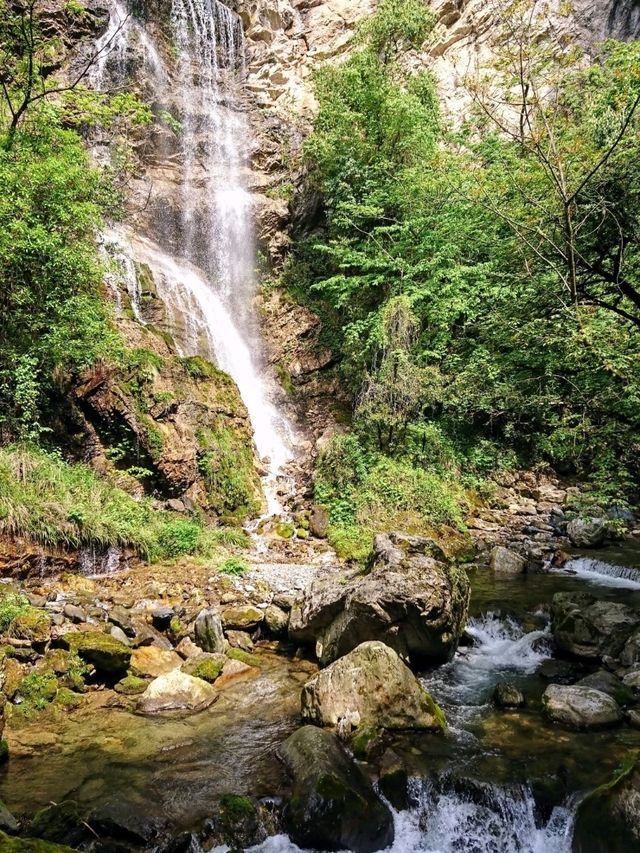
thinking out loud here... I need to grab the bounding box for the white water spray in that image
[556,557,640,589]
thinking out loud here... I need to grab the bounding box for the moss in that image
[198,425,260,518]
[179,355,225,381]
[62,631,132,676]
[351,725,379,759]
[275,521,295,539]
[7,608,51,643]
[296,527,310,540]
[29,800,84,844]
[14,671,59,717]
[219,793,256,822]
[0,592,30,633]
[0,831,75,851]
[38,649,90,692]
[114,674,148,695]
[227,648,261,668]
[0,740,9,764]
[53,688,83,710]
[276,362,296,396]
[420,686,447,732]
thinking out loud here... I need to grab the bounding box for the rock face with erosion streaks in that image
[301,641,446,735]
[289,533,470,666]
[278,725,394,853]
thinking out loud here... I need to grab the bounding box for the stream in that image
[2,552,639,851]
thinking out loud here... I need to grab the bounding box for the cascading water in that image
[95,0,295,516]
[556,556,640,588]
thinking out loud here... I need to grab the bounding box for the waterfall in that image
[95,0,295,516]
[558,556,640,589]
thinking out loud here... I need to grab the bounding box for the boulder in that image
[225,630,254,651]
[489,546,525,575]
[221,605,264,631]
[151,606,174,631]
[278,726,394,853]
[289,532,470,666]
[551,593,640,660]
[130,646,182,678]
[542,684,622,729]
[577,670,634,706]
[622,668,640,691]
[620,628,640,667]
[136,670,217,715]
[264,604,289,637]
[194,608,225,654]
[566,517,608,548]
[573,760,640,852]
[60,631,132,677]
[301,641,445,734]
[309,506,329,538]
[493,681,525,708]
[176,637,202,659]
[181,652,226,683]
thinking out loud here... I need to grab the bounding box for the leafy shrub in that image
[218,556,249,577]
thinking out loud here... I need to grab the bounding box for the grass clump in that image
[219,556,249,577]
[0,591,31,633]
[0,445,215,561]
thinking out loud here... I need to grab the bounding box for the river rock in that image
[301,641,445,734]
[264,603,289,636]
[278,726,394,853]
[289,532,470,666]
[620,628,640,667]
[181,652,226,682]
[130,646,182,678]
[493,681,525,708]
[566,517,608,547]
[577,670,634,706]
[489,546,525,575]
[136,670,217,714]
[551,593,640,660]
[221,605,264,631]
[194,608,225,654]
[542,684,622,729]
[8,609,52,644]
[60,631,132,677]
[622,668,640,691]
[309,505,329,538]
[225,630,254,651]
[573,760,640,852]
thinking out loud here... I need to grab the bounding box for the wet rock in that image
[181,652,226,682]
[573,760,640,852]
[212,794,266,850]
[620,628,640,667]
[264,604,289,637]
[551,592,640,660]
[309,506,329,538]
[290,532,470,666]
[378,749,412,811]
[60,631,132,678]
[221,605,264,631]
[622,668,640,691]
[566,517,608,548]
[577,670,634,706]
[194,608,225,654]
[130,646,182,678]
[537,659,581,683]
[489,546,525,575]
[225,630,254,651]
[279,726,394,853]
[301,641,445,735]
[493,681,525,708]
[136,670,217,715]
[0,831,76,850]
[542,684,622,729]
[110,625,131,646]
[29,800,87,846]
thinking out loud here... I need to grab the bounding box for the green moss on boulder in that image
[61,631,131,677]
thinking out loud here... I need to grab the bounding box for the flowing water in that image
[95,0,295,515]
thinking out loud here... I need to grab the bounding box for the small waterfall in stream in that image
[95,0,295,516]
[558,556,640,588]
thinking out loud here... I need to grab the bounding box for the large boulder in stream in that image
[550,592,640,660]
[289,532,470,666]
[60,631,132,678]
[566,517,608,548]
[301,641,445,735]
[136,670,217,714]
[573,760,640,852]
[278,726,394,853]
[542,684,622,729]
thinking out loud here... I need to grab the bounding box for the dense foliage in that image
[284,0,640,547]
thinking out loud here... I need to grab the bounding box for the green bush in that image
[218,556,249,577]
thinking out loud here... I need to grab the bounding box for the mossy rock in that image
[37,649,90,693]
[61,631,132,678]
[53,688,83,710]
[2,658,24,699]
[15,672,59,710]
[181,653,226,683]
[573,758,640,852]
[226,648,261,668]
[215,794,261,849]
[296,528,309,540]
[221,606,264,631]
[29,799,86,846]
[7,609,52,644]
[0,831,75,851]
[275,522,295,539]
[114,675,148,695]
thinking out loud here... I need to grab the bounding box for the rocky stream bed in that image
[0,503,640,852]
